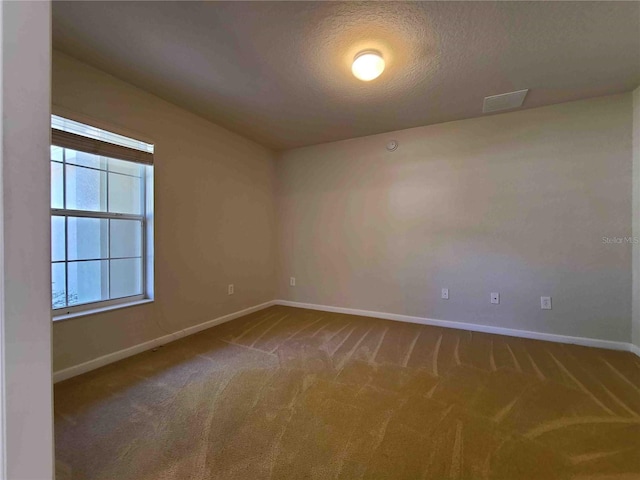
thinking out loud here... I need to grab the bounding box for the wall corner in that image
[632,86,640,349]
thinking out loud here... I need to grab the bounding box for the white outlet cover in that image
[541,296,552,310]
[441,288,449,300]
[228,284,234,295]
[491,292,500,304]
[290,277,296,287]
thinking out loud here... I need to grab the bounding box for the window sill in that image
[52,298,154,322]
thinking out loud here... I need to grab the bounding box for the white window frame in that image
[51,112,154,320]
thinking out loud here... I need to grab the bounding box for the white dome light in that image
[352,50,385,81]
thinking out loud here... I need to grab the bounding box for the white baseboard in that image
[275,299,638,354]
[53,298,640,383]
[53,300,275,383]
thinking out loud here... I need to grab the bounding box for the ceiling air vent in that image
[482,89,529,114]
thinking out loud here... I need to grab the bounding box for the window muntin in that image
[51,125,152,313]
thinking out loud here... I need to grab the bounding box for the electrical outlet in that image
[228,284,234,295]
[441,288,449,300]
[491,292,500,304]
[541,296,552,310]
[290,277,296,287]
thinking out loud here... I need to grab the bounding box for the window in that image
[51,115,154,316]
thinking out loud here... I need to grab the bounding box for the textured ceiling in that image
[53,1,640,150]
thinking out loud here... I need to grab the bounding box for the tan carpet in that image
[55,305,640,479]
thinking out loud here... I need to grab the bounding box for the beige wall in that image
[277,94,633,342]
[52,51,278,371]
[2,2,54,477]
[633,86,640,349]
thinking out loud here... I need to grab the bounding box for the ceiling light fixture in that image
[352,50,385,81]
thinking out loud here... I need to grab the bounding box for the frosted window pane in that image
[51,162,64,209]
[110,258,142,299]
[52,263,66,309]
[52,216,66,262]
[108,158,142,177]
[109,173,141,214]
[68,260,109,306]
[65,149,106,170]
[67,217,108,261]
[110,219,141,258]
[51,145,63,162]
[66,165,107,212]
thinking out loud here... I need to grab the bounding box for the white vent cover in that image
[482,89,529,114]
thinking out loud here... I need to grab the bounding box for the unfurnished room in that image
[1,1,639,479]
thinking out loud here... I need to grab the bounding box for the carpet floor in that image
[55,305,640,479]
